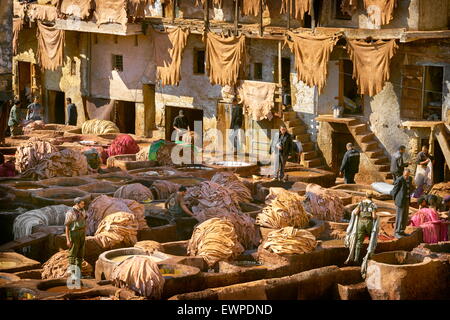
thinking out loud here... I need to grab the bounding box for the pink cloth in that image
[410,208,448,243]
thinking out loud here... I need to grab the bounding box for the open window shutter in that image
[400,65,424,120]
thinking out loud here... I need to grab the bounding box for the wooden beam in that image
[310,0,315,30]
[278,40,282,115]
[259,0,263,37]
[204,0,210,30]
[234,0,239,36]
[287,0,290,30]
[171,0,177,22]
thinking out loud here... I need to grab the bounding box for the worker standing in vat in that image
[390,145,410,182]
[390,168,414,239]
[229,97,243,154]
[173,110,190,142]
[339,142,360,184]
[65,198,86,275]
[65,98,78,126]
[165,186,195,219]
[25,96,42,122]
[270,125,293,181]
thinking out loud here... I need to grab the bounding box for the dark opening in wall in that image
[193,48,205,74]
[334,0,352,20]
[112,54,123,72]
[253,63,263,80]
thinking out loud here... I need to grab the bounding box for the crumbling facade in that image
[12,0,450,182]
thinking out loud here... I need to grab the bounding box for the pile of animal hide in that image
[23,120,46,132]
[91,212,138,249]
[41,250,94,280]
[210,172,252,203]
[136,146,150,161]
[139,141,177,166]
[429,182,450,198]
[187,217,244,267]
[150,180,181,200]
[114,183,153,202]
[193,207,260,249]
[134,240,163,253]
[184,181,241,216]
[111,255,165,299]
[304,184,344,222]
[262,227,317,255]
[20,149,89,180]
[15,137,58,173]
[13,204,70,240]
[86,195,147,235]
[256,188,310,229]
[81,119,120,135]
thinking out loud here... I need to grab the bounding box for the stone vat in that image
[32,187,90,206]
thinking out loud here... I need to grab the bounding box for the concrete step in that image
[301,142,315,152]
[356,132,375,143]
[303,157,322,168]
[285,118,302,128]
[365,148,385,159]
[282,111,297,121]
[301,151,317,161]
[289,126,307,136]
[349,123,367,134]
[361,141,378,152]
[296,134,311,143]
[373,156,390,165]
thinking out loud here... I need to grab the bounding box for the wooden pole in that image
[278,41,282,115]
[310,0,315,30]
[287,0,290,29]
[171,0,177,22]
[204,0,210,30]
[234,0,239,36]
[259,0,263,37]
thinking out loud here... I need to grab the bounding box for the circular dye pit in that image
[32,187,90,206]
[41,177,94,187]
[163,177,203,186]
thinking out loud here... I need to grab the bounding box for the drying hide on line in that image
[262,227,317,255]
[93,0,127,26]
[58,0,93,19]
[85,97,115,121]
[149,26,189,87]
[364,0,397,26]
[205,32,246,87]
[127,0,149,21]
[187,217,244,267]
[111,256,165,299]
[346,39,398,96]
[286,32,338,93]
[13,18,23,55]
[237,80,276,121]
[28,4,58,22]
[281,0,311,20]
[36,22,65,71]
[86,195,147,235]
[241,0,261,16]
[194,0,223,7]
[41,250,93,280]
[257,187,310,229]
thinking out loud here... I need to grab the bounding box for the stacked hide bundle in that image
[41,250,93,279]
[114,183,153,202]
[194,207,260,249]
[15,137,58,173]
[13,204,70,240]
[105,134,140,158]
[187,218,244,267]
[210,172,252,203]
[256,188,310,229]
[81,119,120,134]
[304,183,344,222]
[281,0,311,20]
[92,212,138,249]
[111,256,165,299]
[136,145,150,161]
[20,149,89,180]
[134,240,163,253]
[23,120,46,132]
[429,182,450,198]
[184,181,241,216]
[262,227,317,255]
[86,195,147,235]
[150,180,180,200]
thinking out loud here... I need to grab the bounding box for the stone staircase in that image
[345,118,392,181]
[282,111,325,169]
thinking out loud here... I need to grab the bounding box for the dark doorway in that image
[165,106,203,142]
[115,101,136,134]
[281,57,291,84]
[331,131,356,173]
[432,140,445,183]
[47,90,65,124]
[18,61,31,106]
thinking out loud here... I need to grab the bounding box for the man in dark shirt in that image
[390,145,410,181]
[26,96,42,121]
[66,98,78,126]
[173,110,189,141]
[339,142,360,184]
[270,125,293,181]
[229,97,243,153]
[390,168,414,238]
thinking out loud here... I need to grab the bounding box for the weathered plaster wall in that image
[0,0,13,101]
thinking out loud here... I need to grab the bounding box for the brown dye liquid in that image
[287,171,321,178]
[0,260,18,268]
[100,177,128,183]
[45,286,88,293]
[160,268,183,278]
[0,278,9,285]
[15,185,42,190]
[321,239,345,247]
[110,255,147,263]
[167,178,200,186]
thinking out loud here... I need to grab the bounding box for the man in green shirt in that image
[8,100,22,137]
[65,198,86,271]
